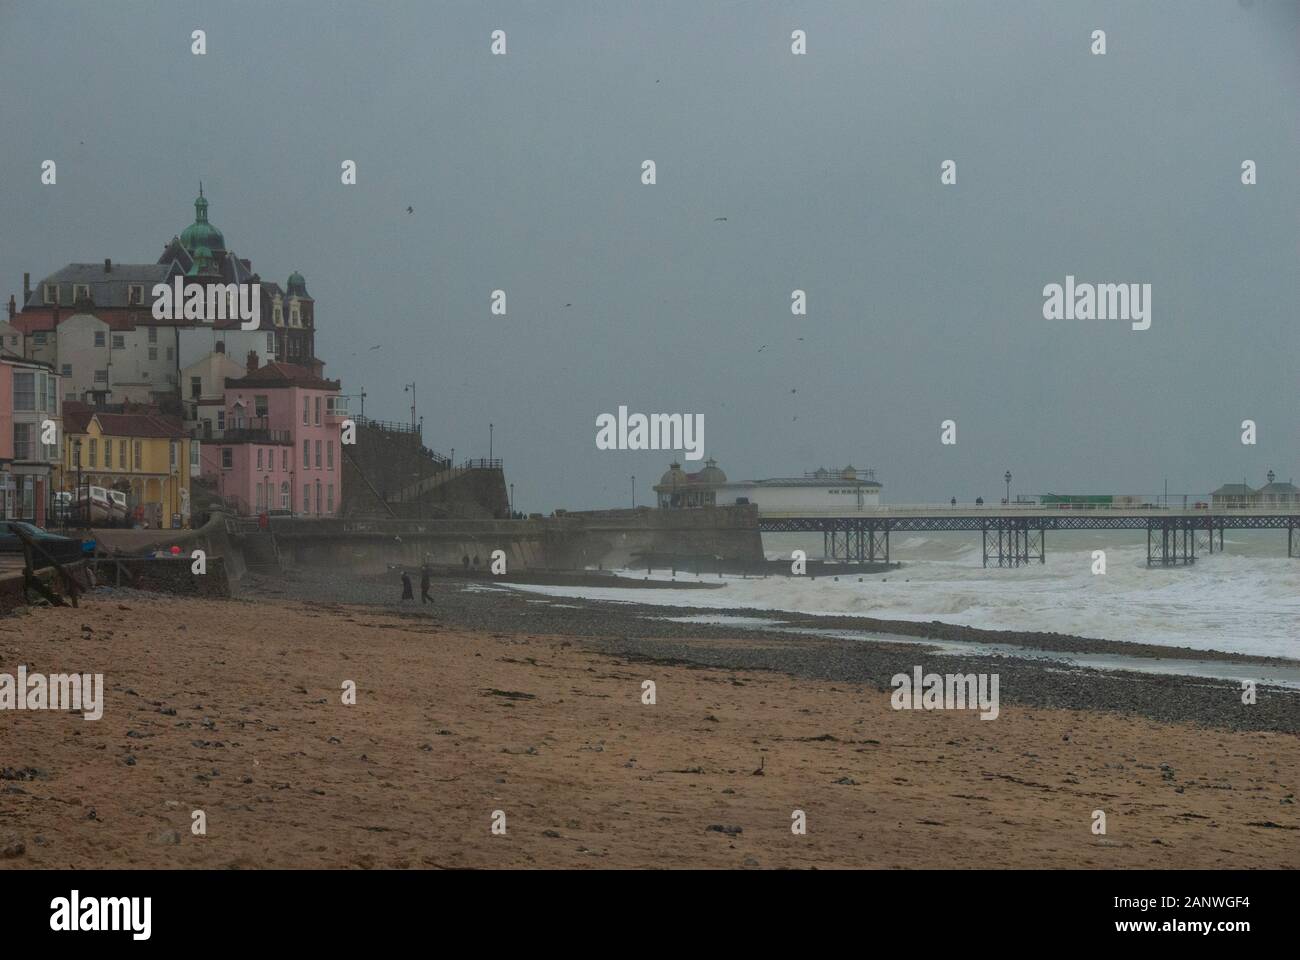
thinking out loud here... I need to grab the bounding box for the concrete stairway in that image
[241,531,281,575]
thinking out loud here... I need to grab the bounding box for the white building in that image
[180,347,245,439]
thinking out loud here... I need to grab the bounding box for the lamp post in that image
[404,382,416,432]
[73,439,83,527]
[510,482,515,517]
[1004,470,1012,505]
[489,423,493,462]
[631,475,636,509]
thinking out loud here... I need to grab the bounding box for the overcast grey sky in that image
[2,0,1296,511]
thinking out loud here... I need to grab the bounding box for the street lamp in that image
[404,382,416,432]
[631,475,636,509]
[73,439,83,526]
[510,482,515,517]
[1004,470,1012,505]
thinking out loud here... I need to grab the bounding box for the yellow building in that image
[61,403,194,528]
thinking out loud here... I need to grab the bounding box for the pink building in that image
[200,355,343,516]
[0,355,62,525]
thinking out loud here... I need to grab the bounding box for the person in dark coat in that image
[461,554,470,572]
[420,565,433,604]
[400,570,414,601]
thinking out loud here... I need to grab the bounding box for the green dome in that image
[186,245,219,277]
[180,186,226,255]
[286,270,309,297]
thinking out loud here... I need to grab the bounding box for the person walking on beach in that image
[461,553,470,572]
[472,553,480,572]
[420,565,433,605]
[400,570,414,601]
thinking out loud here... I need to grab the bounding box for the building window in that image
[190,441,200,470]
[148,327,157,344]
[104,439,112,467]
[256,448,263,470]
[13,372,35,410]
[303,439,310,468]
[302,396,309,425]
[221,448,233,469]
[45,375,56,414]
[112,334,125,349]
[190,376,202,400]
[255,395,268,418]
[73,284,90,301]
[134,441,142,470]
[13,423,32,460]
[314,396,321,425]
[303,483,310,514]
[315,481,321,513]
[266,332,274,354]
[327,440,334,471]
[32,332,47,347]
[128,284,144,305]
[290,302,301,326]
[217,409,226,430]
[146,347,157,360]
[88,438,97,468]
[61,363,72,377]
[94,331,106,347]
[95,369,108,384]
[166,346,174,361]
[327,484,334,514]
[281,449,287,472]
[170,441,178,472]
[43,284,58,304]
[281,482,290,510]
[120,442,127,469]
[315,439,321,468]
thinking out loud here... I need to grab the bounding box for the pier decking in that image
[756,505,1300,567]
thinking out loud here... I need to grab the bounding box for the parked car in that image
[0,521,83,564]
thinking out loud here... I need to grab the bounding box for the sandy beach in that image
[2,583,1297,869]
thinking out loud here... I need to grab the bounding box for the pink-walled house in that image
[0,355,62,525]
[199,354,343,516]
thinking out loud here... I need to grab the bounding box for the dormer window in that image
[128,284,144,305]
[289,299,301,327]
[43,284,59,304]
[272,296,284,326]
[73,284,91,302]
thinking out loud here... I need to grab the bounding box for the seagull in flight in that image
[406,206,414,214]
[714,217,727,222]
[369,345,381,350]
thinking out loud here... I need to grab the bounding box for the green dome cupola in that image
[286,270,309,297]
[179,183,226,255]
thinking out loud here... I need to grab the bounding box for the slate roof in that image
[23,262,180,311]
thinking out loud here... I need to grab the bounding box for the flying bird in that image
[406,206,414,214]
[757,344,767,352]
[369,345,381,350]
[713,217,727,222]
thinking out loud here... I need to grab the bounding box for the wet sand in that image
[2,591,1296,868]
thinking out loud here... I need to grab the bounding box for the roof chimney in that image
[22,273,30,303]
[103,258,112,273]
[246,350,259,373]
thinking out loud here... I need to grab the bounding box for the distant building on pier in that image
[655,460,881,512]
